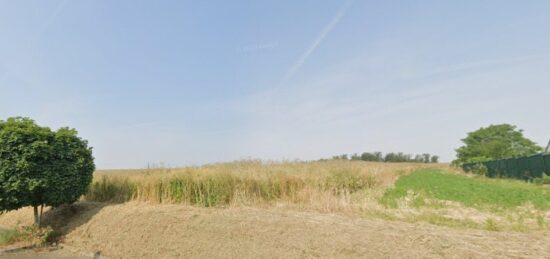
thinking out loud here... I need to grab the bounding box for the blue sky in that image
[1,1,550,169]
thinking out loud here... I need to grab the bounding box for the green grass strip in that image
[381,169,550,210]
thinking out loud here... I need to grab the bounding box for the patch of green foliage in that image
[533,173,550,185]
[362,210,481,230]
[0,225,54,247]
[86,176,137,203]
[0,117,95,226]
[454,124,542,164]
[381,169,550,211]
[0,227,19,245]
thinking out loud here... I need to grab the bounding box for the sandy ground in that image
[1,202,550,258]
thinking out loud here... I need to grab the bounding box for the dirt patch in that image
[1,202,549,258]
[11,202,544,258]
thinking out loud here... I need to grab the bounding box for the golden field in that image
[2,160,550,258]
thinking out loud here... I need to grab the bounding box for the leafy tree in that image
[331,151,440,163]
[360,152,378,162]
[414,154,423,163]
[454,124,542,164]
[332,154,348,160]
[430,155,439,163]
[422,153,431,163]
[373,152,383,161]
[0,117,95,226]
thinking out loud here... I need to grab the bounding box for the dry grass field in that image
[86,160,437,209]
[1,160,550,258]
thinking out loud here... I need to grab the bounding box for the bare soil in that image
[2,202,546,258]
[0,249,87,259]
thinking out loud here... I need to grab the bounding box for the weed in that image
[0,228,20,246]
[484,218,499,231]
[533,173,550,185]
[0,225,54,247]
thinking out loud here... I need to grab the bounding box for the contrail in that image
[280,0,354,86]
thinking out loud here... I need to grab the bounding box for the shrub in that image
[533,173,550,185]
[470,163,488,176]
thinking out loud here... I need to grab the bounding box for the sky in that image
[1,1,550,169]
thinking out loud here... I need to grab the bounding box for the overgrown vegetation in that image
[0,227,18,245]
[381,169,550,211]
[85,160,428,207]
[534,173,550,185]
[0,225,54,247]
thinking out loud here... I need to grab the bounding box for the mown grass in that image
[85,160,432,207]
[381,169,550,211]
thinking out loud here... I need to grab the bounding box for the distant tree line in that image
[330,152,439,163]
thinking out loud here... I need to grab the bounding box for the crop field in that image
[1,161,550,258]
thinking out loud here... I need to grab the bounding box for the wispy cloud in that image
[420,54,550,78]
[279,0,353,86]
[236,42,279,53]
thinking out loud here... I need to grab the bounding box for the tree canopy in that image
[331,151,439,163]
[0,117,95,225]
[454,124,542,164]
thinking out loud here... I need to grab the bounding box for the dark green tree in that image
[0,117,95,226]
[373,152,383,162]
[360,152,378,162]
[414,154,423,163]
[350,153,361,160]
[454,124,542,164]
[422,153,431,163]
[430,155,439,163]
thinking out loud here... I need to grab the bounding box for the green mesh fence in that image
[462,153,550,180]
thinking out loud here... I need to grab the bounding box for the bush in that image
[533,173,550,185]
[470,163,488,176]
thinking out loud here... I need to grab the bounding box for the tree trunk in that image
[32,205,44,227]
[33,205,39,226]
[40,205,44,226]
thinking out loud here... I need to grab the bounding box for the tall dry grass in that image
[85,160,441,208]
